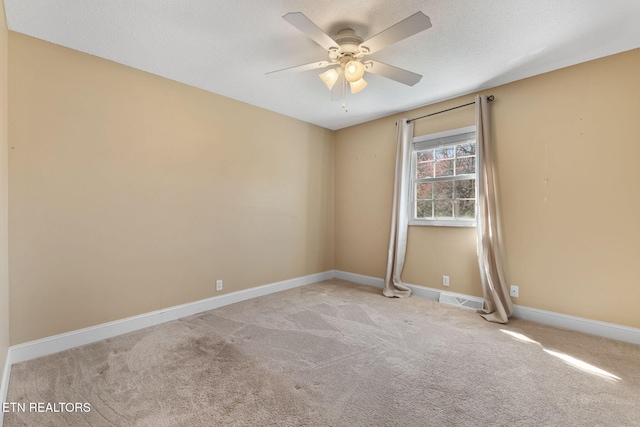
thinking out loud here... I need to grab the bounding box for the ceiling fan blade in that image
[266,61,331,77]
[365,60,422,86]
[283,12,339,51]
[360,12,432,54]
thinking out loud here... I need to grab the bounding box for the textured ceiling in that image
[5,0,640,130]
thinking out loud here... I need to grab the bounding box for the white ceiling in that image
[4,0,640,130]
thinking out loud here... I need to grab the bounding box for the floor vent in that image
[438,292,484,310]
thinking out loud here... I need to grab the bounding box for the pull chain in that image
[341,76,348,112]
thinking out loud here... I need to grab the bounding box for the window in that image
[409,126,477,227]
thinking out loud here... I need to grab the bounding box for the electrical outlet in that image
[510,285,519,298]
[442,276,450,287]
[216,280,223,291]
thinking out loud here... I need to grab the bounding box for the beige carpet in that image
[5,279,640,426]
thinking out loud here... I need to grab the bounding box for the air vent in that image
[438,291,484,310]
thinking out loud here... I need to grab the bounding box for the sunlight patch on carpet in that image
[500,329,621,382]
[543,349,621,381]
[500,329,540,345]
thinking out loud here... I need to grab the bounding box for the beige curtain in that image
[383,119,413,298]
[475,95,514,323]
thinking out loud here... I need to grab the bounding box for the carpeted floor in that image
[5,279,640,426]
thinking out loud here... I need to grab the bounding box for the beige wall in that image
[335,97,479,296]
[4,28,639,346]
[1,1,9,370]
[8,33,334,344]
[336,49,640,329]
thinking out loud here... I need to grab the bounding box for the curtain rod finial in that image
[487,95,495,102]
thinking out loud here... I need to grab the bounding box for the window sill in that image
[408,219,476,228]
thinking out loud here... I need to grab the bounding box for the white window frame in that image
[409,125,477,227]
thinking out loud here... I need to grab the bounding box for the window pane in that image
[435,147,454,159]
[456,143,476,157]
[434,200,453,218]
[433,181,453,199]
[416,150,434,162]
[456,157,475,175]
[434,159,454,177]
[416,183,433,200]
[416,200,433,218]
[411,131,477,225]
[455,200,475,219]
[417,161,434,178]
[454,179,475,199]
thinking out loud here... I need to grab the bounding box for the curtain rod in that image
[407,95,494,124]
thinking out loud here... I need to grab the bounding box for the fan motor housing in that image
[334,29,363,54]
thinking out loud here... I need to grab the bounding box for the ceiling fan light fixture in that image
[271,11,432,106]
[319,68,340,90]
[349,77,367,94]
[344,60,365,82]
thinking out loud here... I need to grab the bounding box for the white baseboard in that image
[333,270,384,288]
[333,270,441,301]
[7,269,639,370]
[334,270,640,345]
[9,271,334,365]
[1,349,11,426]
[512,305,640,345]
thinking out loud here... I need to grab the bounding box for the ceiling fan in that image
[266,11,432,96]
